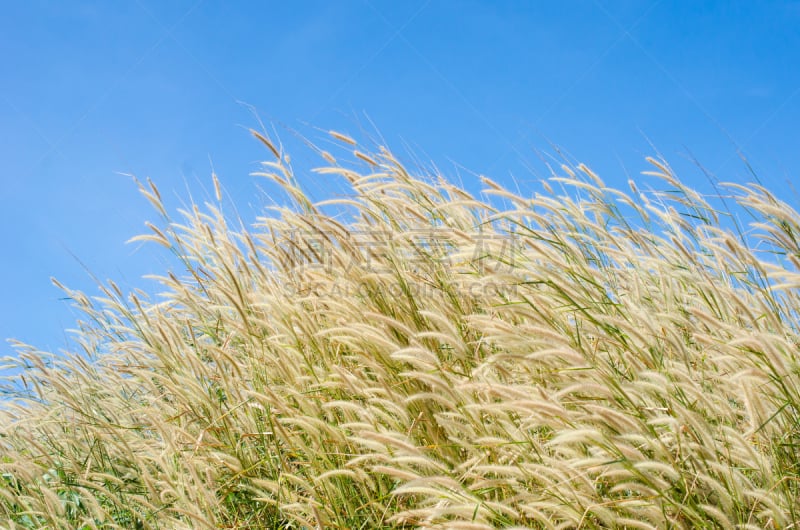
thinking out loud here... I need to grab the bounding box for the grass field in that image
[2,130,800,529]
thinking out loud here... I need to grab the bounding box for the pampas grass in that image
[2,129,800,529]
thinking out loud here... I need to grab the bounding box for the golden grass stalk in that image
[2,132,800,528]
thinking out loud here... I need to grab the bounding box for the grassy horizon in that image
[2,129,800,529]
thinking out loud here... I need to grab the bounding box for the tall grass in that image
[2,130,800,529]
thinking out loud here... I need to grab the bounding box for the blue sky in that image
[2,1,799,355]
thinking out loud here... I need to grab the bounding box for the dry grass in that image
[2,130,800,529]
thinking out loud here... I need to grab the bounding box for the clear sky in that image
[2,1,799,356]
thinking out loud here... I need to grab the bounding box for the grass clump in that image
[2,129,800,529]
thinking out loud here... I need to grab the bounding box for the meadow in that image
[2,130,800,529]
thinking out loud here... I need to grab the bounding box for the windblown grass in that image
[2,130,800,529]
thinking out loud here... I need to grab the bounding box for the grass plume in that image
[2,133,800,529]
